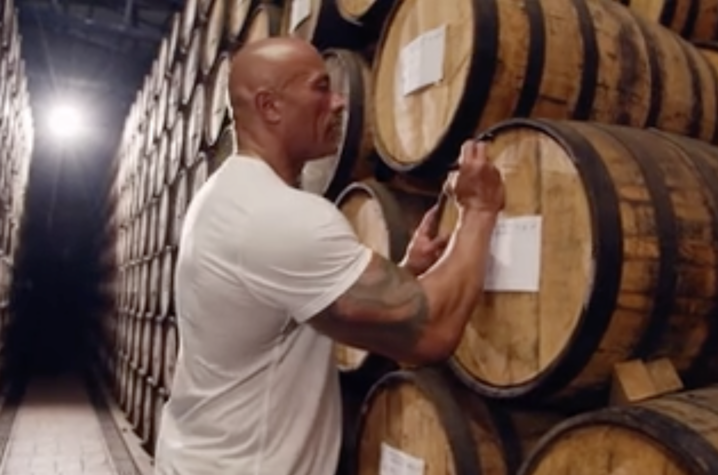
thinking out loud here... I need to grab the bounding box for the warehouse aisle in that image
[0,375,152,475]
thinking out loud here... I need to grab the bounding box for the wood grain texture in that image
[355,368,559,475]
[334,179,433,375]
[281,0,367,50]
[436,118,718,403]
[242,4,282,44]
[372,0,718,175]
[619,0,718,43]
[520,387,718,475]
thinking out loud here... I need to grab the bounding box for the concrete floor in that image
[0,375,152,475]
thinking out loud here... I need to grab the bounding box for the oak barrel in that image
[205,53,230,146]
[436,117,718,403]
[159,247,174,318]
[333,179,435,381]
[182,28,202,106]
[209,124,237,173]
[180,0,198,53]
[355,368,558,475]
[372,0,718,176]
[280,0,366,50]
[300,49,375,199]
[226,0,263,41]
[519,387,718,475]
[184,84,205,167]
[618,0,718,43]
[163,318,178,390]
[242,4,283,44]
[200,0,225,77]
[336,0,398,42]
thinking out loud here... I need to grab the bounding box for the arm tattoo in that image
[321,256,430,348]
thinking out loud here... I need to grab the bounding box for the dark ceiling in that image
[17,0,180,155]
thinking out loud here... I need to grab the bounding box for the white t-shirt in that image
[153,155,373,475]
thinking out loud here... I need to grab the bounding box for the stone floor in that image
[0,376,151,475]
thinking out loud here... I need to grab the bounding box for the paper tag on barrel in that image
[290,0,311,31]
[400,24,447,96]
[379,442,425,475]
[485,215,542,292]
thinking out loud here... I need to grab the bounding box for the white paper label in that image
[290,0,311,31]
[400,25,447,96]
[484,215,542,292]
[379,443,425,475]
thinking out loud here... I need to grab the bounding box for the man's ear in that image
[255,89,281,124]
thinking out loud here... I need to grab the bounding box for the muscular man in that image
[153,37,504,475]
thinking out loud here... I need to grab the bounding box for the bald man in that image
[153,38,504,475]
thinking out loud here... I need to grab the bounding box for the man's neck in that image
[235,129,302,187]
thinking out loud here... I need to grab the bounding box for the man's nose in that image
[331,92,346,111]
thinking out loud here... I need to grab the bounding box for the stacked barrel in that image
[102,0,718,470]
[0,0,34,375]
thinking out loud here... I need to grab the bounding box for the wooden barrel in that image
[137,207,148,259]
[520,387,718,475]
[695,40,718,74]
[155,131,168,195]
[334,179,434,381]
[617,0,718,43]
[226,0,260,41]
[226,0,283,42]
[163,319,178,390]
[372,0,718,176]
[1,0,13,49]
[157,186,170,252]
[148,255,161,316]
[185,84,206,167]
[168,114,184,184]
[2,5,15,50]
[201,0,225,77]
[180,0,198,53]
[300,49,375,200]
[281,0,366,50]
[132,312,143,366]
[198,0,212,19]
[209,124,237,173]
[167,13,181,68]
[336,0,398,43]
[147,200,159,255]
[205,53,230,146]
[159,248,174,318]
[167,62,182,130]
[191,155,208,199]
[152,317,166,383]
[435,117,718,404]
[242,4,283,44]
[131,369,145,431]
[121,359,133,413]
[172,170,188,246]
[155,79,168,141]
[156,39,170,92]
[141,378,156,452]
[140,317,153,373]
[182,28,202,106]
[355,367,559,475]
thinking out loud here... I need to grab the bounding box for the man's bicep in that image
[308,253,435,363]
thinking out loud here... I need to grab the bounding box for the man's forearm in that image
[416,209,498,351]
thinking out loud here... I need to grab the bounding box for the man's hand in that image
[400,204,450,276]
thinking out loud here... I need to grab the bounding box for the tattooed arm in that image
[309,209,497,365]
[309,141,503,365]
